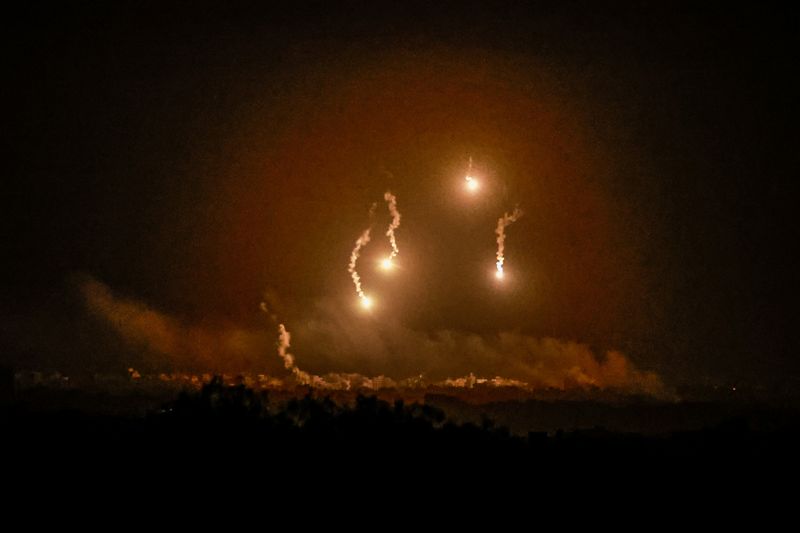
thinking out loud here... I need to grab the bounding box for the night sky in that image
[3,1,797,389]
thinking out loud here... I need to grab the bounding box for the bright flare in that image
[495,269,504,280]
[465,156,478,192]
[360,296,373,309]
[381,257,393,270]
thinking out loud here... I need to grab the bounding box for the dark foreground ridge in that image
[4,377,800,478]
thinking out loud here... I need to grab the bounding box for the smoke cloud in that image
[294,297,663,395]
[79,276,277,373]
[79,276,664,396]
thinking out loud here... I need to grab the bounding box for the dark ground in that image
[4,374,800,480]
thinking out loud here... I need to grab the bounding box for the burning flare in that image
[465,156,479,192]
[495,206,523,280]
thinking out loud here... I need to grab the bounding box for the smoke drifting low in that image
[79,276,276,373]
[79,276,664,396]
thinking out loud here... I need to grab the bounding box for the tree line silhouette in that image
[3,376,799,475]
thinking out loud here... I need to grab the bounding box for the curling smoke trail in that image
[384,191,401,260]
[348,202,378,306]
[495,206,523,278]
[259,302,313,383]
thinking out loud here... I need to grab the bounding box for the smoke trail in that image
[277,323,294,370]
[277,323,312,384]
[259,302,277,323]
[258,301,314,384]
[348,228,372,300]
[495,206,523,278]
[384,191,401,260]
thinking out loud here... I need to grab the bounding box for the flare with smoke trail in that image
[383,191,401,267]
[347,203,379,307]
[348,228,373,307]
[495,206,523,279]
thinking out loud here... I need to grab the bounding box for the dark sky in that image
[3,1,797,388]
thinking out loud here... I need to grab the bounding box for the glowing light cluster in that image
[347,158,523,310]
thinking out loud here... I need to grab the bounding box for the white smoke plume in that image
[495,206,523,278]
[277,323,312,385]
[78,275,274,372]
[259,299,315,384]
[384,191,401,260]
